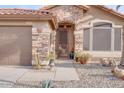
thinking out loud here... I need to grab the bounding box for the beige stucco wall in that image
[0,20,51,27]
[78,6,124,26]
[81,6,123,58]
[84,51,121,58]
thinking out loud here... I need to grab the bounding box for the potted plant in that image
[75,52,81,62]
[79,53,91,64]
[69,48,75,59]
[69,51,74,59]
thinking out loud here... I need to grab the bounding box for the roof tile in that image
[0,8,52,16]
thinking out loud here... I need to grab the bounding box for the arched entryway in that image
[55,22,75,59]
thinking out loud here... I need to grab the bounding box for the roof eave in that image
[0,15,57,30]
[95,5,124,19]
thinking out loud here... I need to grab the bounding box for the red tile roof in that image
[0,8,57,30]
[0,8,52,16]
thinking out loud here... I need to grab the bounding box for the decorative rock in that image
[100,58,111,67]
[74,63,124,88]
[112,66,124,80]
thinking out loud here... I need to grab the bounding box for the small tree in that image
[116,5,121,11]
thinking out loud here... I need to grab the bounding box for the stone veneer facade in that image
[32,21,55,63]
[48,5,84,52]
[38,5,124,61]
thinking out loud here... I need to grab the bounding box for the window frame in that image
[113,26,123,52]
[83,20,122,52]
[92,27,112,51]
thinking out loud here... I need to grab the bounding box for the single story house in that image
[0,5,124,66]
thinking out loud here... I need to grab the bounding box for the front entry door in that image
[56,23,74,59]
[58,28,68,58]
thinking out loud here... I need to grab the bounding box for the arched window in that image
[93,22,112,27]
[83,21,122,51]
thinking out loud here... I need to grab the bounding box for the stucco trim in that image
[0,9,57,30]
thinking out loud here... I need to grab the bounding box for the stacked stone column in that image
[32,27,50,64]
[74,31,83,52]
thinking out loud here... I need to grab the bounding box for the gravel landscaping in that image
[75,63,124,88]
[52,62,124,88]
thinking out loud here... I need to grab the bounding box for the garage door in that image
[0,26,32,66]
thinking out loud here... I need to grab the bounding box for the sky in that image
[106,5,124,13]
[0,5,42,10]
[0,5,123,13]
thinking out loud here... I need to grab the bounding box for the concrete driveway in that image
[0,66,54,85]
[0,60,79,87]
[0,66,29,83]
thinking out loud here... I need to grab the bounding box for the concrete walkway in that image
[54,60,79,81]
[0,60,79,86]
